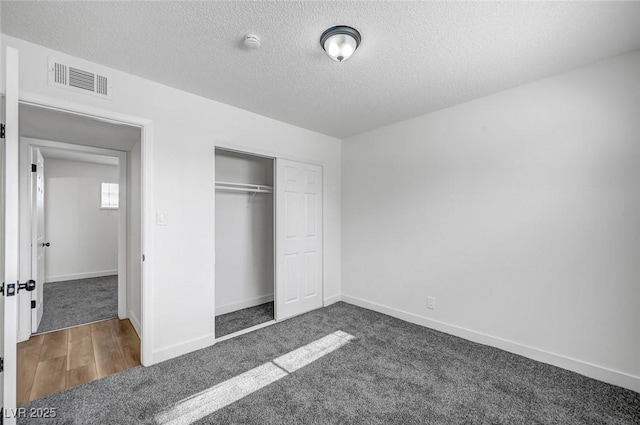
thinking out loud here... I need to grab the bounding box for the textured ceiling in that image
[3,1,640,138]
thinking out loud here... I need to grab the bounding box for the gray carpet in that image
[20,302,640,424]
[36,275,118,333]
[215,302,274,338]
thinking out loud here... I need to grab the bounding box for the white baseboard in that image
[215,294,274,316]
[341,294,640,394]
[128,310,142,338]
[46,270,117,283]
[153,333,216,365]
[323,294,342,307]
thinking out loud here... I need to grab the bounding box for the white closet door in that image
[276,159,323,321]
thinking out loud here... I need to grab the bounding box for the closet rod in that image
[215,181,273,193]
[216,187,273,194]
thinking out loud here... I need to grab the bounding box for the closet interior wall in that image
[215,149,274,316]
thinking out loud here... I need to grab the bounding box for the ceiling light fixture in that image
[320,26,361,62]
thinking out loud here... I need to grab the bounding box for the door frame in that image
[17,92,154,366]
[19,138,128,338]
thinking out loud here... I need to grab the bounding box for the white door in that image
[276,159,323,320]
[31,148,45,333]
[2,46,20,424]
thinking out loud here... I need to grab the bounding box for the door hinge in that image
[32,163,37,172]
[0,357,4,372]
[0,123,5,139]
[0,282,16,297]
[31,300,36,309]
[0,280,36,297]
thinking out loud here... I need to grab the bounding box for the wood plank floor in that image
[17,318,140,404]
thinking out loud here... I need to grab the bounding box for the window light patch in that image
[101,182,119,209]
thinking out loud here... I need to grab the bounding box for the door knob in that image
[42,242,50,247]
[19,279,36,292]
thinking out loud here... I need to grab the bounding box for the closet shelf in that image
[215,181,273,194]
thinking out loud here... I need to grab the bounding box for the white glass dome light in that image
[320,26,361,62]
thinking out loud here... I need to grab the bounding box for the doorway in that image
[16,104,143,403]
[214,148,275,338]
[29,146,122,334]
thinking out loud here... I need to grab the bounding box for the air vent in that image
[54,62,67,85]
[48,58,112,100]
[96,75,108,96]
[69,67,95,92]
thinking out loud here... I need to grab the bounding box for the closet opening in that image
[214,148,275,338]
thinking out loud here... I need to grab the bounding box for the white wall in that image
[342,51,640,391]
[127,141,142,335]
[0,35,341,363]
[44,157,119,282]
[215,150,274,315]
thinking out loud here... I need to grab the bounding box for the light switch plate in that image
[156,212,167,226]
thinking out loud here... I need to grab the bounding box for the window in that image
[101,182,119,209]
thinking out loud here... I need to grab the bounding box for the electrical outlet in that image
[427,297,436,310]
